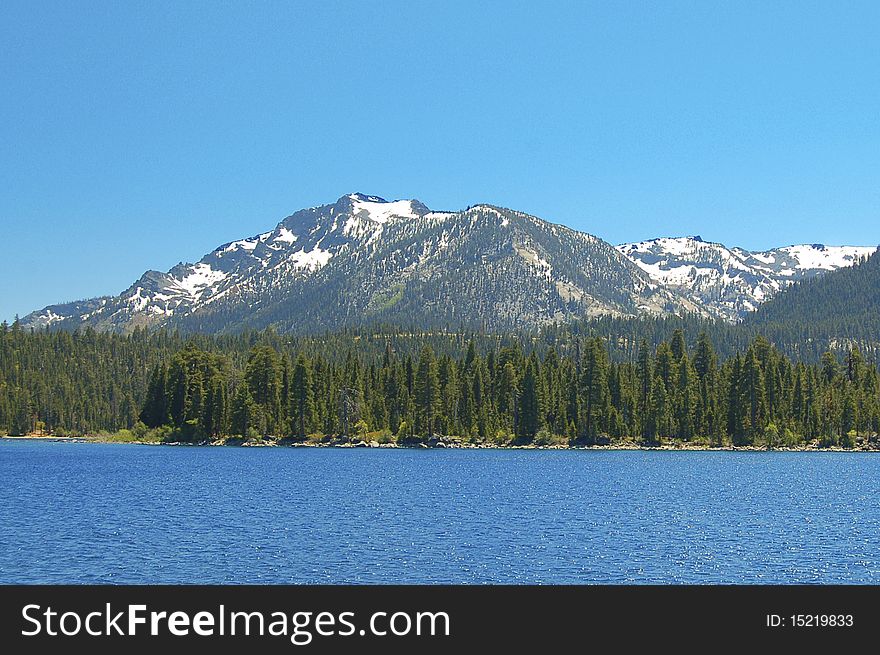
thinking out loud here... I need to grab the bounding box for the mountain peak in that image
[346,192,388,203]
[337,193,430,223]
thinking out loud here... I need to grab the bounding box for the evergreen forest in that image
[2,318,878,449]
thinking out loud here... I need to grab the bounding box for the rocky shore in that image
[4,433,877,452]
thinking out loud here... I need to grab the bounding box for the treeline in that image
[558,313,880,365]
[2,320,879,447]
[128,331,880,448]
[0,321,531,436]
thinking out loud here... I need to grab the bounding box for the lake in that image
[1,440,878,584]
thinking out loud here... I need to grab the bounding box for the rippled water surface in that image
[1,440,879,583]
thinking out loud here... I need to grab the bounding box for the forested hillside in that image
[2,320,877,448]
[745,249,880,360]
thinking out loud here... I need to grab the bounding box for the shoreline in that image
[1,434,877,452]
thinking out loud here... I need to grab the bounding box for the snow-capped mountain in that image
[739,244,877,281]
[617,237,876,321]
[23,194,699,333]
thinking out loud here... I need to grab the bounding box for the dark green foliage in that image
[414,346,441,438]
[230,384,256,438]
[1,322,878,448]
[517,353,542,441]
[289,353,315,439]
[579,338,609,444]
[745,249,880,360]
[244,346,283,436]
[140,364,169,428]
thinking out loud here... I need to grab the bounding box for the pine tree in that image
[821,351,839,385]
[439,355,459,435]
[650,371,672,441]
[472,365,486,439]
[289,353,315,440]
[841,390,857,446]
[168,364,187,428]
[140,364,168,428]
[670,328,687,361]
[654,342,676,392]
[337,386,362,439]
[845,347,864,384]
[727,354,747,445]
[674,353,696,441]
[636,339,653,437]
[202,376,227,438]
[245,346,283,436]
[693,331,718,439]
[694,332,717,379]
[10,388,31,436]
[230,384,255,437]
[742,347,767,442]
[414,346,441,438]
[497,361,518,437]
[580,338,609,444]
[517,353,541,441]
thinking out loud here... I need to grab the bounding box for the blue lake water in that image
[1,440,879,584]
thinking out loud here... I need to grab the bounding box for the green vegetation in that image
[747,247,880,349]
[368,283,405,312]
[2,318,878,448]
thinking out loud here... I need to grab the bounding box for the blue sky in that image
[1,1,878,322]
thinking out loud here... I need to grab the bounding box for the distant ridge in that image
[617,237,875,321]
[747,248,880,331]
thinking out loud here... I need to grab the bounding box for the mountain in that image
[23,194,699,333]
[747,248,880,333]
[21,297,114,329]
[617,237,876,321]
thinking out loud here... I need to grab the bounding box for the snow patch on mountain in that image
[274,227,298,244]
[289,247,333,271]
[171,264,228,299]
[349,195,420,223]
[40,310,64,326]
[747,244,876,277]
[221,232,272,253]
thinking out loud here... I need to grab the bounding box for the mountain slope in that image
[617,237,876,321]
[747,249,880,330]
[741,249,880,360]
[742,243,876,281]
[23,194,699,333]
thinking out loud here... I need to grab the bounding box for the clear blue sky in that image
[1,1,878,322]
